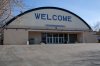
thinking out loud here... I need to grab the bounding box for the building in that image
[3,7,98,45]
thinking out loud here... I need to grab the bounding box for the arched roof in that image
[4,7,92,30]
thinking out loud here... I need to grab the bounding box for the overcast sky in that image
[14,0,100,27]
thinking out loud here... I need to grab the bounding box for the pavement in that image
[0,43,100,66]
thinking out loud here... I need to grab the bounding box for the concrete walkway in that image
[0,43,100,66]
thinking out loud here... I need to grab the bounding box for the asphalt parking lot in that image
[0,43,100,66]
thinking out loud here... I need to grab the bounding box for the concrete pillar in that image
[67,33,69,43]
[82,31,85,43]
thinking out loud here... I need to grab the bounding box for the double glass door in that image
[47,36,65,44]
[42,33,68,44]
[42,33,77,44]
[42,33,78,44]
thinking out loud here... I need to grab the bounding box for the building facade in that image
[3,7,98,45]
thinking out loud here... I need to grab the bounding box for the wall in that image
[77,33,83,43]
[4,29,98,44]
[4,29,28,45]
[83,31,98,43]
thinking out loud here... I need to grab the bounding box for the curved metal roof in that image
[4,7,92,30]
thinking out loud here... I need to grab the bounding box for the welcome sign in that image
[34,13,72,22]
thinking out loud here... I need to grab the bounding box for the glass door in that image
[53,34,58,44]
[41,33,77,44]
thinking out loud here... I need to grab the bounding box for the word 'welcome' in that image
[34,13,72,22]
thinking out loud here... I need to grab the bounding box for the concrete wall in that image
[83,32,98,43]
[77,33,83,43]
[4,29,98,45]
[4,29,28,45]
[74,32,98,43]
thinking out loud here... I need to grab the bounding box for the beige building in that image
[3,7,98,45]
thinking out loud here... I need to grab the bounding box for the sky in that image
[14,0,100,27]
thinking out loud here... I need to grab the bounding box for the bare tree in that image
[0,0,24,27]
[0,0,24,44]
[93,22,100,31]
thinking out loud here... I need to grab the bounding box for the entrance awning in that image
[28,29,84,33]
